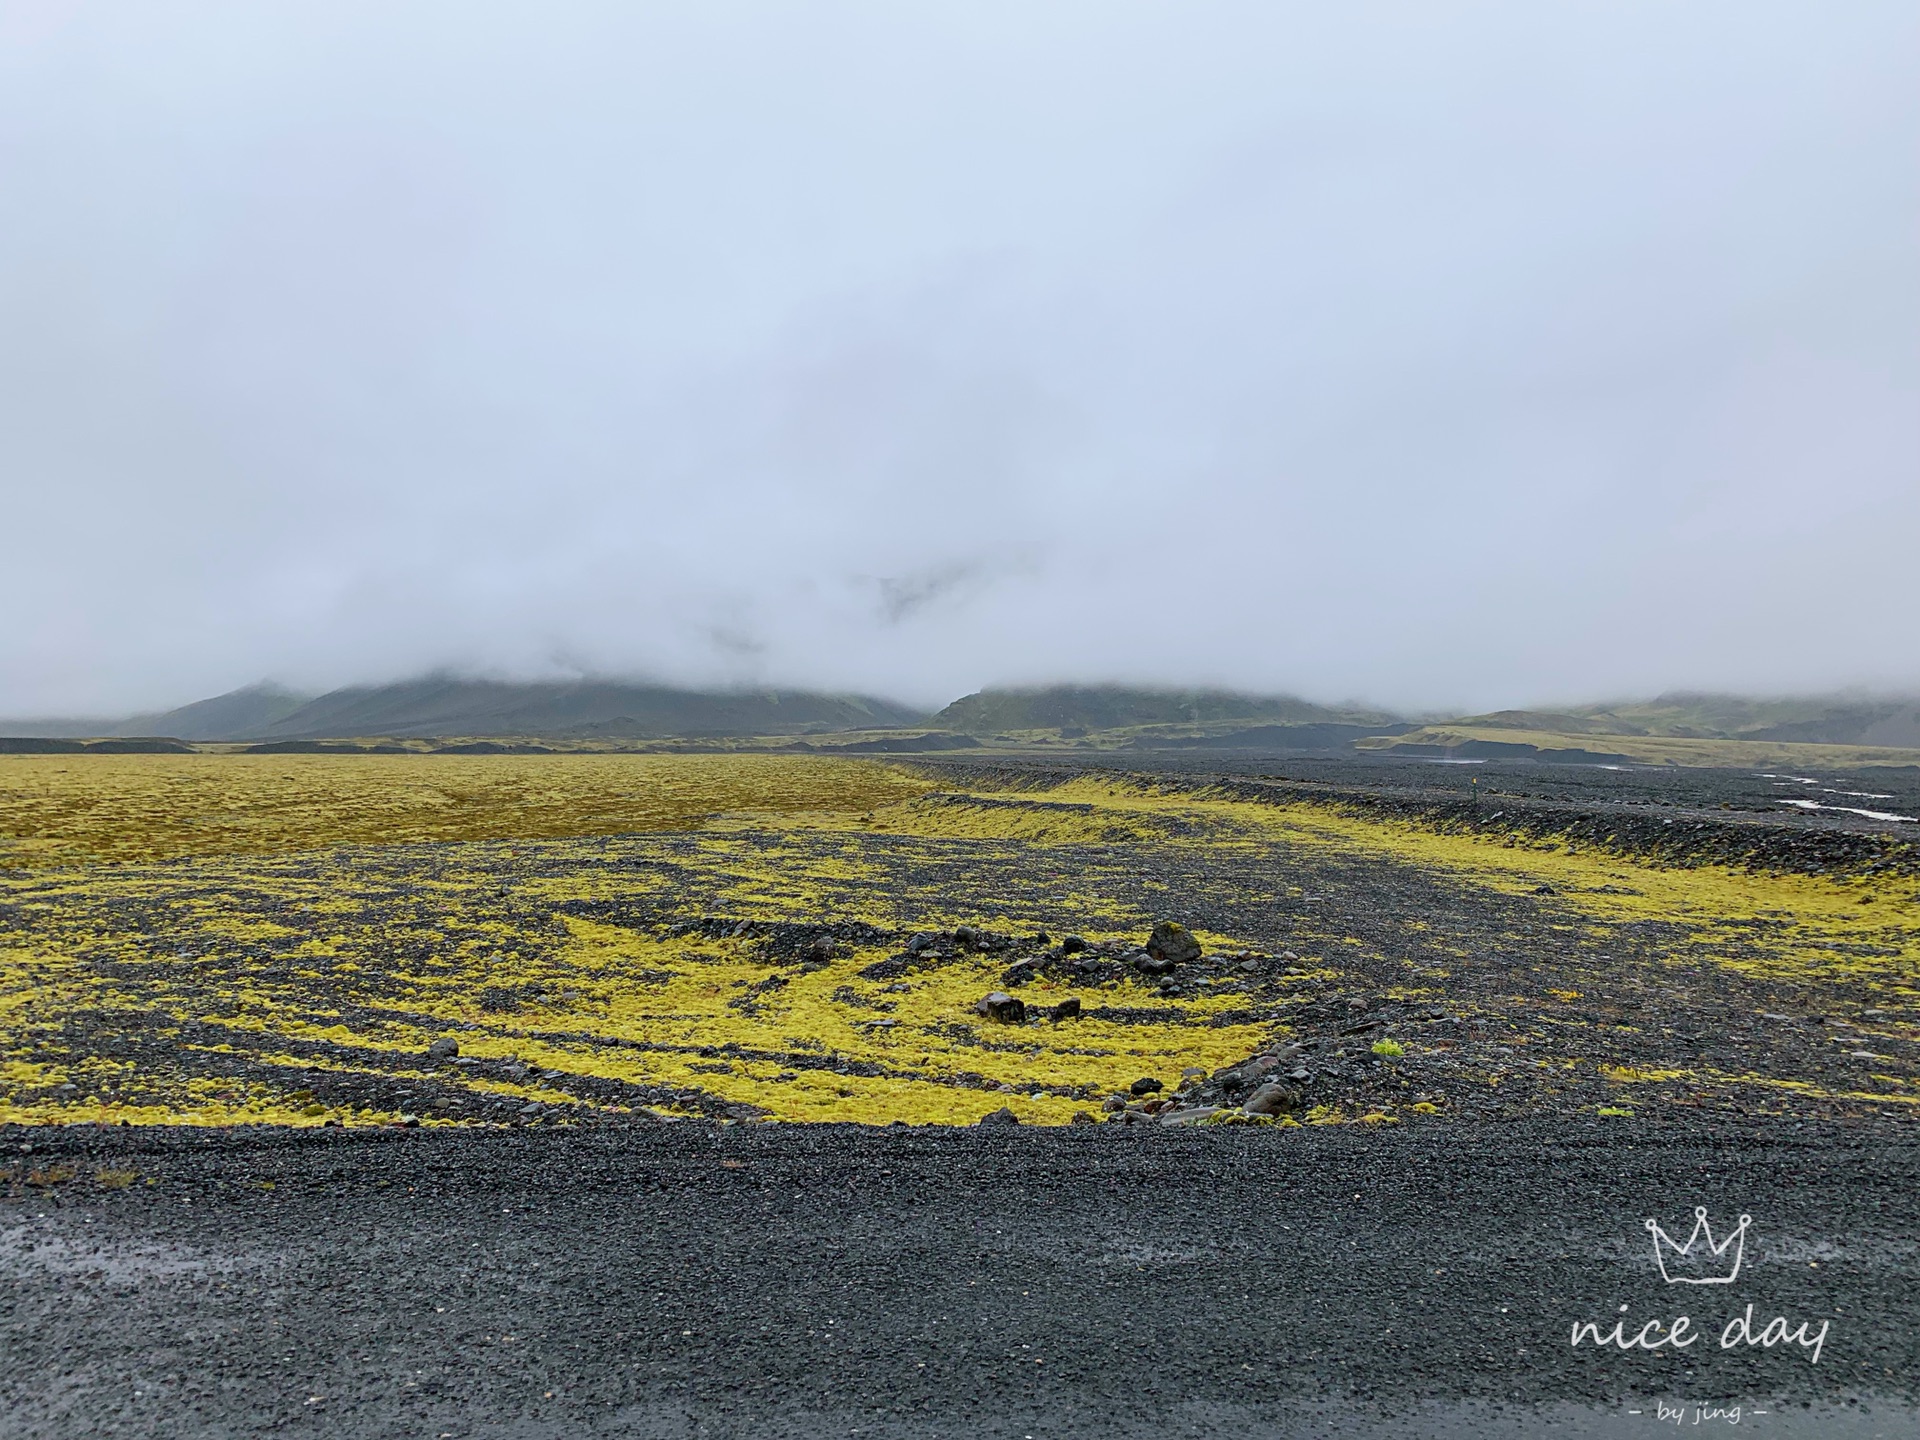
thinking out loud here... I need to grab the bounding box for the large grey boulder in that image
[1244,1081,1301,1116]
[1146,921,1202,965]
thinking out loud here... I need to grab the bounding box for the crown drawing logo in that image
[1644,1206,1751,1285]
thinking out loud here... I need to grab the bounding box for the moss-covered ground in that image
[2,755,1913,1131]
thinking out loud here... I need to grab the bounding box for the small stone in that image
[1533,884,1556,896]
[1244,1082,1300,1116]
[1135,954,1175,977]
[953,925,978,946]
[1159,1106,1220,1126]
[1145,921,1202,965]
[1101,1094,1128,1112]
[977,1106,1020,1127]
[1128,1076,1163,1097]
[974,992,1028,1024]
[1049,997,1082,1023]
[427,1038,460,1062]
[1069,1110,1097,1126]
[1061,935,1087,954]
[806,935,835,960]
[1214,1054,1280,1088]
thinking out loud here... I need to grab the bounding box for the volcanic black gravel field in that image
[4,755,1917,1438]
[3,1120,1916,1439]
[978,754,1920,828]
[921,754,1920,870]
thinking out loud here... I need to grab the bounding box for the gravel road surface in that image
[4,1119,1915,1438]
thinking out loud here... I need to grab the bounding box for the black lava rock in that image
[1146,921,1202,965]
[974,992,1027,1024]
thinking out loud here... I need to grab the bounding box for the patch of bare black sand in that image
[917,754,1920,875]
[961,753,1920,829]
[1,1119,1915,1439]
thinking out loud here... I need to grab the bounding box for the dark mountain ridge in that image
[117,683,313,742]
[251,677,926,740]
[6,679,1917,751]
[1459,692,1920,748]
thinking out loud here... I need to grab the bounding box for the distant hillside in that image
[0,736,195,754]
[246,677,926,740]
[12,678,1915,753]
[934,686,1395,735]
[1457,693,1920,747]
[111,683,313,742]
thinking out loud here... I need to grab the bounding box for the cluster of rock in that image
[859,923,1023,981]
[972,991,1080,1025]
[969,969,1459,1128]
[999,921,1297,1000]
[1045,1042,1309,1127]
[965,920,1298,1026]
[970,1045,1312,1129]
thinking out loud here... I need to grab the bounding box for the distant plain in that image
[2,750,1912,1132]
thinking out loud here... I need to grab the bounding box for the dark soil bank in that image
[3,1121,1915,1439]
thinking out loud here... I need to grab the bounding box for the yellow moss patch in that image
[0,753,935,866]
[5,753,1914,1129]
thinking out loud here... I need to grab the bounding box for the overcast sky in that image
[3,1,1916,717]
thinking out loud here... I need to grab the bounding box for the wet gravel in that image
[3,1119,1916,1438]
[949,755,1920,831]
[923,756,1920,876]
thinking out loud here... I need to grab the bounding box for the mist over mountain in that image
[7,676,1917,754]
[3,5,1916,717]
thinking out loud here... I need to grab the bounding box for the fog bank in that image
[3,2,1916,716]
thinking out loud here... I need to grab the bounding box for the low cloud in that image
[2,3,1915,716]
